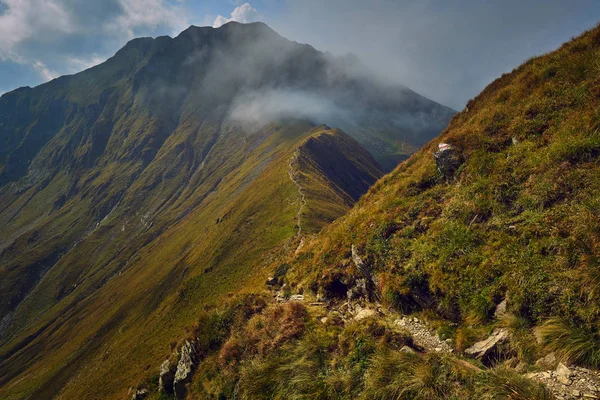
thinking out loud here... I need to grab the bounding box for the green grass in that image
[278,23,600,371]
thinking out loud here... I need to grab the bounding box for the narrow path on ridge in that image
[288,150,306,237]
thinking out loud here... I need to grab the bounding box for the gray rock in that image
[132,388,148,400]
[434,143,463,179]
[400,346,415,353]
[159,359,176,393]
[536,352,558,369]
[557,362,574,386]
[464,328,509,360]
[174,340,200,399]
[494,298,508,319]
[347,278,368,300]
[266,277,277,286]
[354,308,377,321]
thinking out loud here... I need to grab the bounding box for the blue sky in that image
[0,0,599,109]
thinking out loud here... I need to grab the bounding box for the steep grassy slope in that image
[124,24,600,400]
[0,122,381,399]
[286,24,600,353]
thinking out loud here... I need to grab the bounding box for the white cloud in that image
[0,0,73,62]
[66,55,107,73]
[108,0,188,39]
[0,0,189,83]
[32,60,58,82]
[213,3,260,28]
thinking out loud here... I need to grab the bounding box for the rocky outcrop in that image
[536,352,558,370]
[464,328,508,360]
[159,359,176,394]
[494,298,507,319]
[173,340,200,399]
[394,317,453,353]
[351,245,379,301]
[131,388,148,400]
[528,364,600,400]
[354,308,378,321]
[434,143,463,180]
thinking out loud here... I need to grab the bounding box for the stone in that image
[347,278,368,300]
[132,388,148,400]
[556,362,574,386]
[159,359,176,393]
[173,340,200,399]
[536,352,558,369]
[464,328,509,360]
[354,308,377,321]
[400,346,415,353]
[494,298,508,319]
[515,362,527,373]
[266,277,277,286]
[289,294,304,302]
[434,143,463,179]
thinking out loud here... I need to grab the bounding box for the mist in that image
[228,89,347,128]
[268,0,600,110]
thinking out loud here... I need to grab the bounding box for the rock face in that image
[351,245,379,301]
[159,359,176,394]
[464,328,508,360]
[434,143,463,180]
[173,340,200,399]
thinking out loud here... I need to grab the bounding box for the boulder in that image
[464,328,509,360]
[536,352,558,370]
[494,298,508,319]
[354,308,377,321]
[289,294,304,302]
[131,388,148,400]
[347,278,368,300]
[159,359,176,393]
[266,277,277,287]
[173,340,200,399]
[556,362,574,385]
[434,143,463,180]
[351,245,379,301]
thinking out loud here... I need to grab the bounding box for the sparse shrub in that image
[502,314,539,363]
[476,367,553,400]
[538,317,600,368]
[362,350,466,400]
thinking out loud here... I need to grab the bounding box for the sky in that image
[0,0,599,109]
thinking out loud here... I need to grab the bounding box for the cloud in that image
[228,89,346,127]
[0,0,73,62]
[271,0,600,109]
[0,0,188,83]
[213,3,260,28]
[32,60,58,81]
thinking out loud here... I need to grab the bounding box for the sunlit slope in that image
[0,122,381,399]
[287,25,600,332]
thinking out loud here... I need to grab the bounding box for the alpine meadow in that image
[0,3,599,400]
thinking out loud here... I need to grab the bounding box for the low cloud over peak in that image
[213,3,260,29]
